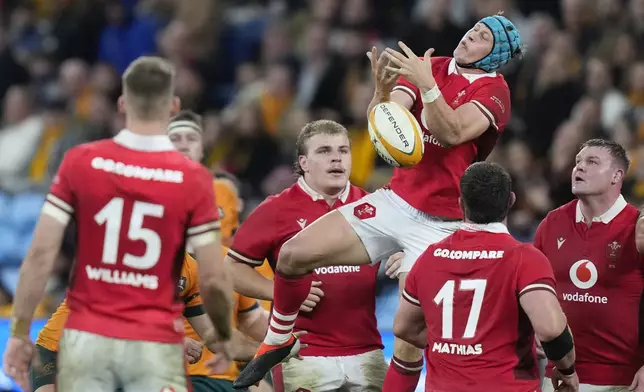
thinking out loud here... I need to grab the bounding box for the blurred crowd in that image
[0,0,643,310]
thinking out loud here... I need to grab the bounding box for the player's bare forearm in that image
[195,242,234,341]
[12,214,65,328]
[636,214,644,253]
[187,314,217,346]
[393,300,427,349]
[230,328,261,361]
[201,278,233,341]
[421,94,489,147]
[238,307,269,342]
[227,258,273,300]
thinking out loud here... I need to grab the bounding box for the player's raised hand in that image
[366,46,398,97]
[385,252,404,278]
[184,337,203,364]
[384,42,436,91]
[551,368,579,392]
[629,365,644,391]
[3,336,34,392]
[300,281,324,312]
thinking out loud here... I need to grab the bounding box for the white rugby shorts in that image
[57,329,188,392]
[271,349,387,392]
[338,188,461,276]
[542,378,628,392]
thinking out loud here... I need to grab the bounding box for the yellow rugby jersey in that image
[185,246,260,381]
[213,178,240,247]
[255,260,274,311]
[35,253,203,352]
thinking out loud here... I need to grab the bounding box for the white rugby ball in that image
[368,101,424,168]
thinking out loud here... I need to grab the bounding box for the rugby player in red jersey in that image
[395,162,578,392]
[227,119,403,391]
[234,15,523,391]
[535,139,644,392]
[2,56,233,392]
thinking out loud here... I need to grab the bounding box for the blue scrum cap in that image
[470,15,522,72]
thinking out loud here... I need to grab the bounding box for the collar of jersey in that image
[114,129,175,152]
[575,195,627,224]
[448,58,497,83]
[297,176,351,203]
[461,222,509,234]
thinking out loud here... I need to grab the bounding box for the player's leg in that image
[29,345,57,392]
[384,216,462,392]
[341,349,388,392]
[234,190,401,388]
[271,356,344,392]
[119,340,188,392]
[57,330,118,392]
[382,271,425,392]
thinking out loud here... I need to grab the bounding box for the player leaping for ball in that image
[233,14,523,390]
[3,57,233,392]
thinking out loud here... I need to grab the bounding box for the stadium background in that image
[0,0,642,390]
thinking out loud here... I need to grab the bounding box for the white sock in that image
[263,309,297,345]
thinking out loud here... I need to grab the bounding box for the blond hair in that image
[122,56,175,120]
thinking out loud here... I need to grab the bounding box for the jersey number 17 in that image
[434,279,487,340]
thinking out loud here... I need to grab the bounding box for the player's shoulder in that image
[541,200,577,226]
[247,185,296,218]
[64,139,115,160]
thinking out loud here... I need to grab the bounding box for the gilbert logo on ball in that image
[368,102,424,168]
[569,259,598,290]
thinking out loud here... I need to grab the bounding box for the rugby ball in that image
[368,102,424,168]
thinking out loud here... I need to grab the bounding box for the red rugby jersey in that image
[228,177,383,356]
[391,57,511,219]
[45,129,219,344]
[534,196,644,386]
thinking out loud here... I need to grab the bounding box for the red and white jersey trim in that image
[471,100,498,130]
[42,193,73,225]
[392,85,417,101]
[575,195,627,224]
[519,283,556,297]
[402,289,420,306]
[227,248,264,266]
[187,220,220,249]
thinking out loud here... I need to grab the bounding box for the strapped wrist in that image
[10,317,30,339]
[421,85,441,103]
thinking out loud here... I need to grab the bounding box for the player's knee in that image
[277,239,314,275]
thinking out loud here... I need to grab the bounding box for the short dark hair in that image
[170,110,203,129]
[460,162,513,224]
[122,56,175,120]
[294,120,349,176]
[579,138,630,172]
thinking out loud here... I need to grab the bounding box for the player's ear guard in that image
[540,325,574,361]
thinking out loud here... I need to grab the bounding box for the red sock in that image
[382,356,423,392]
[264,271,312,345]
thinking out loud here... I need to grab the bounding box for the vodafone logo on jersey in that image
[569,259,598,289]
[563,259,608,304]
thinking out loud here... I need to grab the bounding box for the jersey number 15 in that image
[94,197,164,270]
[434,279,487,340]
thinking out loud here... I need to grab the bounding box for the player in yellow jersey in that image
[169,111,272,392]
[30,253,222,392]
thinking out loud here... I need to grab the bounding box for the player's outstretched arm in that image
[520,291,576,372]
[187,312,260,362]
[393,300,427,349]
[636,213,644,253]
[226,256,273,300]
[194,241,233,342]
[12,213,67,332]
